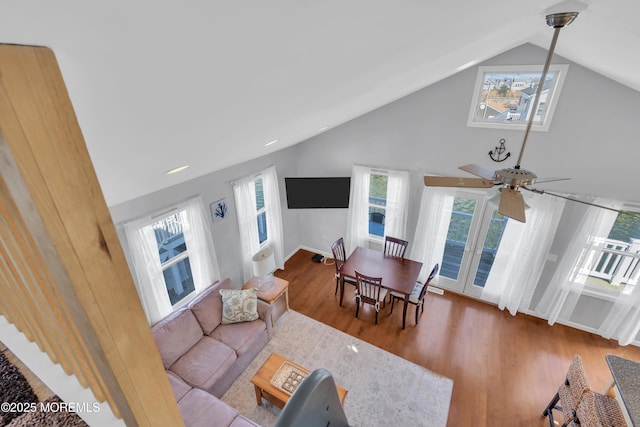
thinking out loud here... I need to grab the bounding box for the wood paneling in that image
[279,249,640,426]
[0,44,183,426]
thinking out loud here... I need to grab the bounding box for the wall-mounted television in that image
[285,177,351,209]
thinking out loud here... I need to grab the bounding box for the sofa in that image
[152,278,273,427]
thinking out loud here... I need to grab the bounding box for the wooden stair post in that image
[0,44,184,426]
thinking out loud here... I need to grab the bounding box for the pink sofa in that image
[152,278,273,427]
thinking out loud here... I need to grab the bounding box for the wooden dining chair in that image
[354,271,387,325]
[543,355,592,427]
[384,236,409,259]
[389,263,439,325]
[331,237,356,295]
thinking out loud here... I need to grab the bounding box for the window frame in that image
[254,176,268,246]
[367,172,388,240]
[150,210,197,308]
[467,64,569,132]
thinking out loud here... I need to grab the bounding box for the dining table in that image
[339,246,423,329]
[605,354,640,426]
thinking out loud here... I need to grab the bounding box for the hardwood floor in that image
[276,249,640,427]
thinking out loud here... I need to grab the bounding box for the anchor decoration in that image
[489,139,511,162]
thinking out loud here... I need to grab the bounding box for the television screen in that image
[285,177,351,209]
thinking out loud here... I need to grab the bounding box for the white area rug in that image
[222,310,453,426]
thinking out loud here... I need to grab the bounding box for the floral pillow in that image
[219,288,259,324]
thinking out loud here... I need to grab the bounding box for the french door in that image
[436,190,508,299]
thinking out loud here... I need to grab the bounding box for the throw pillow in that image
[219,288,259,324]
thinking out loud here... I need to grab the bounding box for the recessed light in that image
[317,126,329,132]
[165,165,190,175]
[264,139,278,147]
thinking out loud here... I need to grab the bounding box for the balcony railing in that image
[368,196,386,237]
[581,237,640,287]
[366,199,639,291]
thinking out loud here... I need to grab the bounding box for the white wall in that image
[109,148,301,287]
[292,43,640,253]
[109,43,640,339]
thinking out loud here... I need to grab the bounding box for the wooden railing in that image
[0,44,183,427]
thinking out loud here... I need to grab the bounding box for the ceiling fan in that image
[424,12,624,223]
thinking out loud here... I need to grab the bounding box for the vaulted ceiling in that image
[1,0,638,206]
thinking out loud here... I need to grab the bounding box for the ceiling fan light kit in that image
[424,11,624,223]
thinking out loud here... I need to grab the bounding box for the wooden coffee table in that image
[250,352,348,409]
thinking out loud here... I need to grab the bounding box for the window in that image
[255,177,267,243]
[345,165,409,253]
[467,65,569,131]
[233,166,284,282]
[368,173,388,237]
[123,196,220,324]
[582,210,640,295]
[153,211,195,305]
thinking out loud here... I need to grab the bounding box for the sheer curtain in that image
[182,197,221,292]
[345,165,371,254]
[124,222,171,324]
[384,169,410,240]
[601,284,640,345]
[482,193,565,315]
[233,166,285,282]
[410,186,454,283]
[123,195,220,324]
[262,166,285,270]
[535,199,621,326]
[345,165,410,254]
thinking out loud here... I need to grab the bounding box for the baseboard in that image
[287,245,332,262]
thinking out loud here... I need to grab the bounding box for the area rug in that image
[222,310,453,426]
[0,352,38,426]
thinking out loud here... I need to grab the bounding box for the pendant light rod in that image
[524,187,624,214]
[515,12,578,169]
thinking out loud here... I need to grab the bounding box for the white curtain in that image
[345,165,410,254]
[345,165,371,254]
[233,166,285,282]
[182,197,221,292]
[601,286,640,345]
[384,169,410,240]
[124,222,172,324]
[123,195,220,324]
[535,199,621,326]
[262,166,285,270]
[410,186,454,283]
[482,193,565,315]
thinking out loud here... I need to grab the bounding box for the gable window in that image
[123,196,220,324]
[345,165,409,253]
[467,65,569,131]
[233,166,285,281]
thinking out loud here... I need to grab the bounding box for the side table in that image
[242,276,289,327]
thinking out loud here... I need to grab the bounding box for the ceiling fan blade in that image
[459,164,496,180]
[499,188,527,223]
[534,176,571,184]
[424,175,494,188]
[522,187,625,214]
